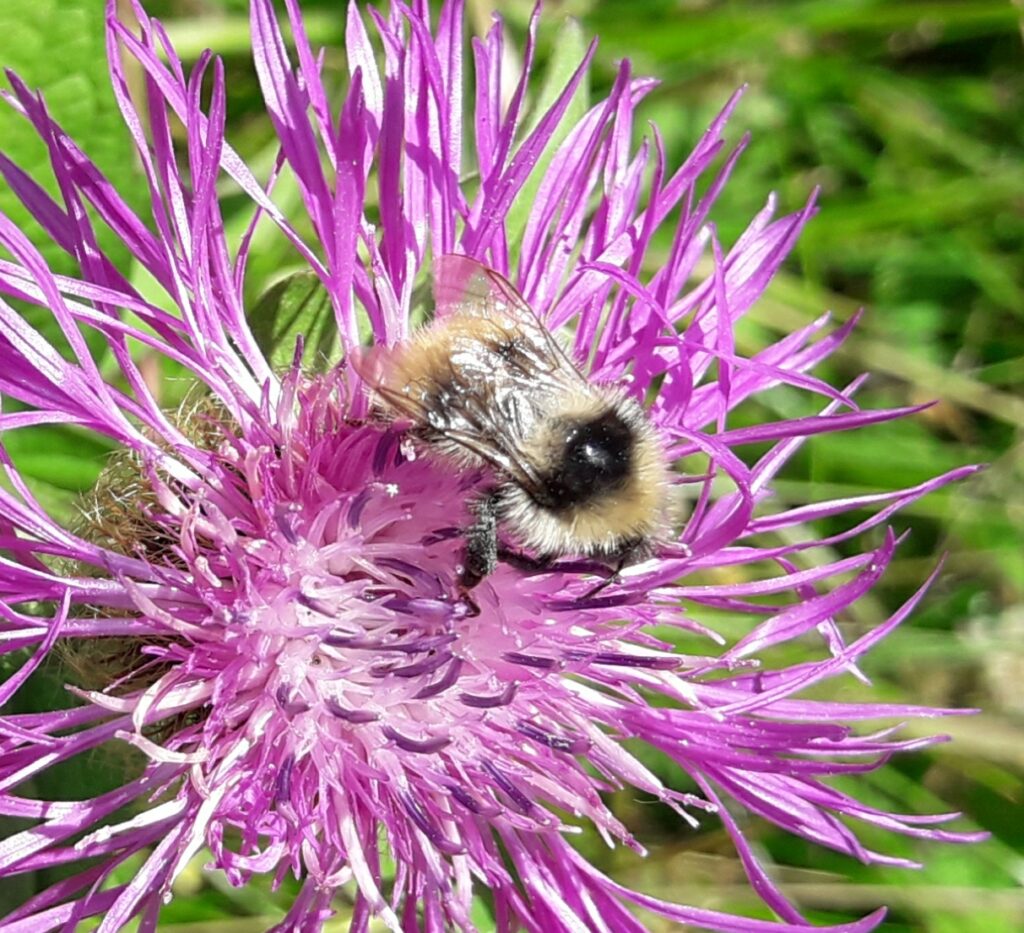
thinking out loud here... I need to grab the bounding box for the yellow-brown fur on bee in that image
[364,255,670,587]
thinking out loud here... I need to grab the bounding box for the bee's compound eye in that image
[558,413,632,499]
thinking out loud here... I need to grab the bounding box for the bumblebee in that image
[363,255,669,589]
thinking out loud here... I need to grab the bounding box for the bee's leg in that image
[495,546,553,574]
[458,489,500,590]
[458,590,482,618]
[578,562,623,600]
[578,541,644,600]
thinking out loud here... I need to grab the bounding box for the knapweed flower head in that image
[0,1,983,931]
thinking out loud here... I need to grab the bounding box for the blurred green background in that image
[0,0,1021,929]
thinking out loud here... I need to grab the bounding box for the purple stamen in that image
[449,784,486,814]
[563,650,681,670]
[517,721,590,754]
[414,658,464,699]
[482,761,534,814]
[275,685,311,716]
[383,727,451,754]
[389,633,458,654]
[346,489,371,528]
[275,755,295,802]
[372,433,397,475]
[502,652,559,670]
[324,698,380,724]
[296,593,337,617]
[420,526,461,545]
[400,792,463,856]
[459,683,517,709]
[383,597,458,621]
[273,503,302,544]
[389,651,453,679]
[377,557,443,595]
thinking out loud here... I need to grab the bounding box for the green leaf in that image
[0,0,148,274]
[0,0,153,379]
[248,271,340,372]
[0,423,112,529]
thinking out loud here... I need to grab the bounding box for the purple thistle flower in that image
[0,1,984,930]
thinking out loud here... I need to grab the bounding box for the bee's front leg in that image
[458,488,501,590]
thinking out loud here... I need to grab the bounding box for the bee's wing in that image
[429,255,595,492]
[369,333,555,492]
[433,254,587,384]
[366,255,588,495]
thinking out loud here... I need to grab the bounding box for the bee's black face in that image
[539,411,634,509]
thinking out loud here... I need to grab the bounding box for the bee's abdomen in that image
[536,411,634,511]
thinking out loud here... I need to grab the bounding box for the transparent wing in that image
[367,397,547,493]
[366,255,589,494]
[433,254,588,386]
[371,329,553,492]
